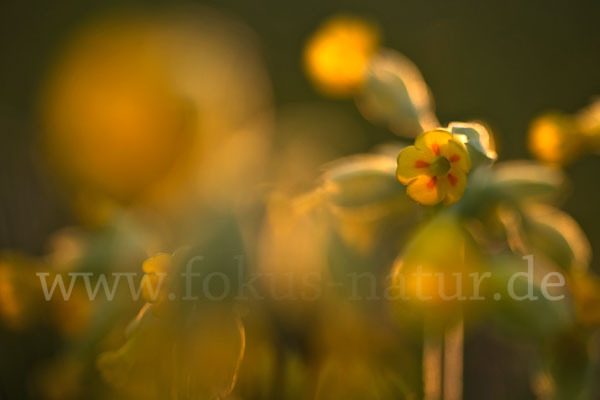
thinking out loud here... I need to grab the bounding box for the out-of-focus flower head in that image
[0,253,45,331]
[389,214,483,320]
[141,253,172,310]
[139,250,190,319]
[528,112,585,165]
[396,129,472,206]
[528,99,600,165]
[39,8,273,225]
[304,14,380,97]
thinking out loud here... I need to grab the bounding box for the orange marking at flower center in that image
[427,176,437,189]
[414,160,430,168]
[431,143,440,155]
[449,154,460,162]
[448,173,458,187]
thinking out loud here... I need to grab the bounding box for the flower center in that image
[430,156,451,176]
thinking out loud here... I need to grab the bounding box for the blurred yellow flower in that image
[39,11,273,223]
[0,254,46,331]
[528,101,600,165]
[141,252,173,315]
[304,15,380,97]
[396,129,471,206]
[527,112,585,165]
[389,215,483,319]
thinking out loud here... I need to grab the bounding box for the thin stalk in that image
[443,315,463,400]
[423,317,442,400]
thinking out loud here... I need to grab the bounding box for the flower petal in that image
[142,253,171,274]
[440,139,471,173]
[406,175,445,205]
[414,129,453,153]
[439,170,467,205]
[396,145,432,184]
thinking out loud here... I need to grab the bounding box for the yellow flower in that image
[141,253,172,309]
[396,129,471,205]
[527,113,585,165]
[389,214,483,319]
[303,15,380,97]
[528,101,600,165]
[39,12,273,222]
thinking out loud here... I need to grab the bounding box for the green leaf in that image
[493,160,567,203]
[355,50,438,137]
[320,154,411,211]
[448,122,497,168]
[484,256,573,340]
[523,204,591,272]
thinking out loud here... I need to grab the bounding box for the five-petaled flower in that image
[396,129,471,205]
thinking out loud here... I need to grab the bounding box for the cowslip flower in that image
[396,129,471,205]
[528,101,600,165]
[40,14,272,223]
[303,15,380,97]
[527,113,586,165]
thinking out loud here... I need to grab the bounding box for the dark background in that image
[1,0,599,263]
